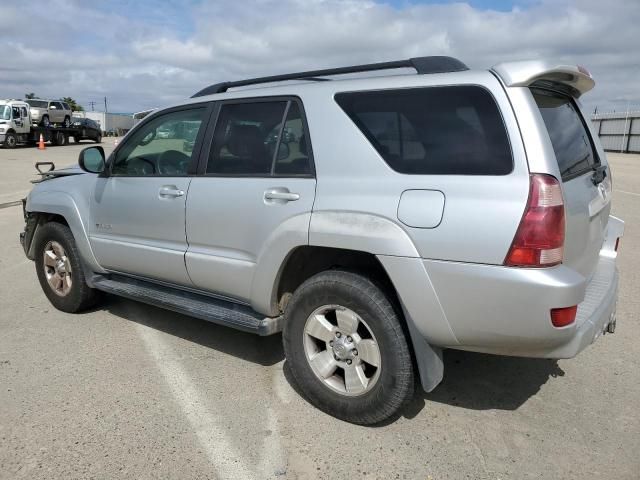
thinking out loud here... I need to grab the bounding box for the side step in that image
[93,274,282,336]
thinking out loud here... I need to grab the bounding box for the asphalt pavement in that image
[1,145,638,479]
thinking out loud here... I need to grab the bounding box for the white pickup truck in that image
[0,99,81,148]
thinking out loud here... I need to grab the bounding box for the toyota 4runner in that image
[20,56,624,425]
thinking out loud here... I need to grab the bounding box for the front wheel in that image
[283,270,415,425]
[34,222,100,313]
[3,132,17,149]
[63,116,71,128]
[95,134,102,144]
[42,115,50,127]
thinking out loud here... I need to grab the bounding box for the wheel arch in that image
[26,191,105,274]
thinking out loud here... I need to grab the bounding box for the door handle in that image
[264,190,300,202]
[159,186,185,198]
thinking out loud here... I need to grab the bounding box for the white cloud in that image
[0,0,638,113]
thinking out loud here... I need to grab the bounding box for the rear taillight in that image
[505,174,565,267]
[550,306,578,328]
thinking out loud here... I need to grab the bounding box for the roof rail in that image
[191,56,468,98]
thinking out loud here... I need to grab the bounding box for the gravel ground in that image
[0,147,638,479]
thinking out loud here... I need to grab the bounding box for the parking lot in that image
[0,144,638,479]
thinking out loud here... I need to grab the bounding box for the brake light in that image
[505,174,565,267]
[551,306,577,328]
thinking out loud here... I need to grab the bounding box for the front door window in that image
[112,108,206,176]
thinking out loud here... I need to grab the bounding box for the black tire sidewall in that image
[283,271,414,424]
[34,222,94,313]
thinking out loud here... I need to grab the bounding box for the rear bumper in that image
[389,215,624,359]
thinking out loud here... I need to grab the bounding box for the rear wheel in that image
[53,131,67,146]
[42,115,50,127]
[95,134,102,144]
[3,132,17,149]
[34,222,100,313]
[63,116,71,128]
[283,270,415,425]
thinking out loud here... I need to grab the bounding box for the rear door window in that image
[335,86,512,175]
[532,89,599,181]
[207,102,286,175]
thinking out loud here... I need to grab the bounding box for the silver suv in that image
[25,99,72,127]
[20,56,624,424]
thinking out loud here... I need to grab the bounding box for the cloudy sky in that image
[1,0,638,113]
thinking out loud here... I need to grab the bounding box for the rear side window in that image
[335,86,512,175]
[533,89,598,181]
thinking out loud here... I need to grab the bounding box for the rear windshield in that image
[335,86,513,175]
[533,89,599,181]
[27,100,47,108]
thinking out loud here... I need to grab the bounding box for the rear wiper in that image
[591,164,607,185]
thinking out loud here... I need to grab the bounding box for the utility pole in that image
[104,96,108,114]
[88,101,96,111]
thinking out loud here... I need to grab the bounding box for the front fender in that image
[26,189,105,274]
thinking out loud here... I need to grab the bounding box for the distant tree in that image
[25,93,37,99]
[62,97,84,112]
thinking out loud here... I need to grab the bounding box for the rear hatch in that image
[532,88,611,278]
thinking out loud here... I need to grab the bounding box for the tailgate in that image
[532,89,611,278]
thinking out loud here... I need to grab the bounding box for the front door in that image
[89,106,209,286]
[186,99,316,302]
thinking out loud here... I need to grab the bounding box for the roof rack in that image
[191,56,468,98]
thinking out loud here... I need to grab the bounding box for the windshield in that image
[27,100,47,108]
[0,105,11,120]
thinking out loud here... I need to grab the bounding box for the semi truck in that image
[0,99,83,148]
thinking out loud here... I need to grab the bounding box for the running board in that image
[93,274,282,336]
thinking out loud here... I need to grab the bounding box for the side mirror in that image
[277,142,290,160]
[50,105,57,110]
[79,146,105,174]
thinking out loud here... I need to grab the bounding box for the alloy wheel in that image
[303,304,381,396]
[43,240,73,296]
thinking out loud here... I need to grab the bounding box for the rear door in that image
[185,98,316,302]
[532,89,610,277]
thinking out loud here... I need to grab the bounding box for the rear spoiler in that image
[491,60,595,98]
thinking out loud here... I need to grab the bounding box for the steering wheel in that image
[157,150,190,175]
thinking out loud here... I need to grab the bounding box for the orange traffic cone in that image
[38,134,46,150]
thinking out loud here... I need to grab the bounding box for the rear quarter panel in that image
[304,71,530,264]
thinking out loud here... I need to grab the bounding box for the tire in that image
[34,222,100,313]
[63,116,71,128]
[42,115,50,127]
[4,131,17,149]
[53,131,67,146]
[95,134,102,144]
[74,136,81,144]
[283,270,415,425]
